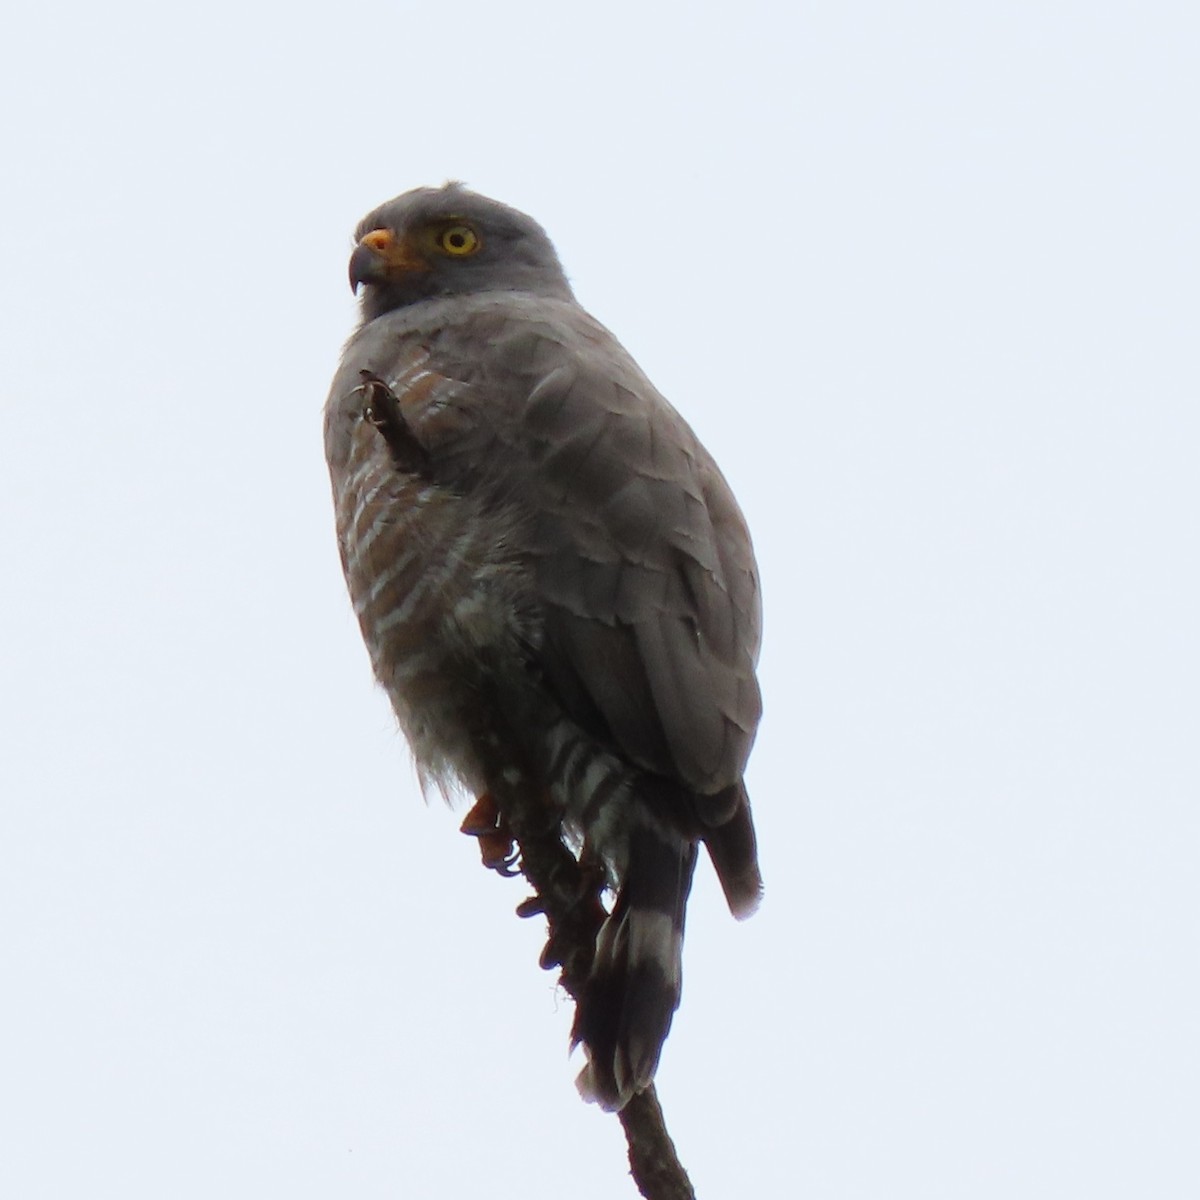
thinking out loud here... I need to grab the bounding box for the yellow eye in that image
[438,224,480,256]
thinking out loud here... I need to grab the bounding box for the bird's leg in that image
[463,787,605,976]
[460,792,520,877]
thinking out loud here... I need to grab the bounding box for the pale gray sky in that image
[2,2,1197,1196]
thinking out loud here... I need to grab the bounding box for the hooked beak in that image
[349,227,429,293]
[349,233,389,294]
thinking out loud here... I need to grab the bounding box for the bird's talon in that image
[478,830,519,874]
[461,795,520,876]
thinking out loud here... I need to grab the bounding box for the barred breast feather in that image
[327,349,534,797]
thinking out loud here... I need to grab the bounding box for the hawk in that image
[324,184,763,1111]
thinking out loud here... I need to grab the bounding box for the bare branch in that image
[620,1088,696,1200]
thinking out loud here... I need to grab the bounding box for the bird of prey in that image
[324,183,762,1111]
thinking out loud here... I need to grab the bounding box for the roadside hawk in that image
[324,183,763,1110]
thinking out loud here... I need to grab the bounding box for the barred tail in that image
[573,820,698,1111]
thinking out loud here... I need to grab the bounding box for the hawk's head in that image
[348,182,574,322]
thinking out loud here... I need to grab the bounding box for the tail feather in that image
[702,783,763,920]
[573,822,697,1111]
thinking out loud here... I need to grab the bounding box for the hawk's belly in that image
[332,415,534,795]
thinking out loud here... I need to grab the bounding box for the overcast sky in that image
[2,2,1197,1197]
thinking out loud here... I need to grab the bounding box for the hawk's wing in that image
[336,294,762,796]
